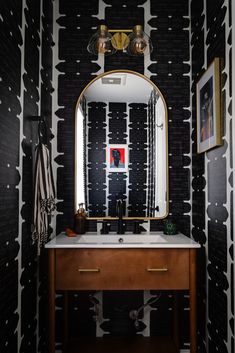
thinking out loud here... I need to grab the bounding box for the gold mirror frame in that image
[75,69,169,220]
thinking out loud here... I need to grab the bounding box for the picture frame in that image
[196,57,222,154]
[106,144,128,172]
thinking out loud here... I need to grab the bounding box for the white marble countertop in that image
[45,232,200,249]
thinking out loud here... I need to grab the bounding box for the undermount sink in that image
[76,234,167,244]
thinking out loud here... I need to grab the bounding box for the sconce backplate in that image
[111,32,129,50]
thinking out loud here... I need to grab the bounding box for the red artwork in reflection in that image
[110,148,125,168]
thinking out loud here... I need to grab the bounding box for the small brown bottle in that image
[74,203,86,234]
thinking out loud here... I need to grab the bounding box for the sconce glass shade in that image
[126,25,153,56]
[87,25,116,55]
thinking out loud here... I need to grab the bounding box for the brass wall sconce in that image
[87,25,153,56]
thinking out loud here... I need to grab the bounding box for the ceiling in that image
[84,72,156,103]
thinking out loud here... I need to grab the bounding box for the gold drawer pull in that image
[147,268,168,272]
[78,268,100,273]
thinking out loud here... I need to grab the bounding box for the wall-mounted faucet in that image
[116,199,125,234]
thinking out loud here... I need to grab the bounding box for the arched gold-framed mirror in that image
[75,70,168,219]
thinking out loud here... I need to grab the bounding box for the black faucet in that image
[116,199,125,234]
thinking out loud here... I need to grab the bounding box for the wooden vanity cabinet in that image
[55,248,189,290]
[48,247,197,353]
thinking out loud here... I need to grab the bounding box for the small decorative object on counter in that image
[65,228,77,237]
[74,203,87,234]
[163,219,177,235]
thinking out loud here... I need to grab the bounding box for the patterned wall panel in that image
[190,1,207,351]
[0,1,23,349]
[206,0,233,350]
[38,1,54,353]
[21,2,41,352]
[190,0,234,352]
[128,103,148,217]
[149,0,191,236]
[87,102,107,217]
[107,102,128,216]
[0,2,23,353]
[55,0,100,234]
[0,1,53,353]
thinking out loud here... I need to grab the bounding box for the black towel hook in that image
[38,116,48,144]
[31,115,54,144]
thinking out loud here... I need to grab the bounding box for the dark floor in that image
[65,336,178,353]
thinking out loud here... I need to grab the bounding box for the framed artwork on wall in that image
[196,57,222,153]
[106,144,128,172]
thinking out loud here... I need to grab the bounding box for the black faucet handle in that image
[133,220,145,234]
[100,220,111,234]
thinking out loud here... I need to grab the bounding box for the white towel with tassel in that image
[32,142,56,254]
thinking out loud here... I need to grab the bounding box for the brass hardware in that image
[99,25,108,33]
[108,29,133,33]
[78,268,100,272]
[133,25,143,34]
[147,268,168,272]
[111,32,129,50]
[87,25,152,56]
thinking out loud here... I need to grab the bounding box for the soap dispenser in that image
[74,203,86,234]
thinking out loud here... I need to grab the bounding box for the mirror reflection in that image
[75,70,168,219]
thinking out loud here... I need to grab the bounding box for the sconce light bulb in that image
[131,37,147,54]
[87,25,116,55]
[87,24,152,56]
[96,37,110,54]
[96,25,112,54]
[126,25,152,56]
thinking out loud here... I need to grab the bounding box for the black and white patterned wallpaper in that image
[86,100,150,218]
[55,0,191,236]
[191,0,234,352]
[1,0,234,352]
[0,1,53,353]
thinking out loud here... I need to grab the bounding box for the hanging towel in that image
[32,142,56,255]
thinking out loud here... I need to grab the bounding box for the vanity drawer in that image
[55,248,189,290]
